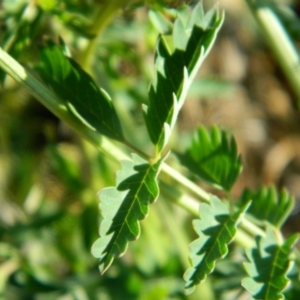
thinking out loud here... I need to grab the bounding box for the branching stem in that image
[0,46,267,246]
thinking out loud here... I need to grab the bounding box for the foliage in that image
[92,154,163,274]
[38,41,124,141]
[176,126,242,191]
[242,230,299,300]
[143,4,223,153]
[0,0,300,299]
[241,186,294,228]
[184,196,250,294]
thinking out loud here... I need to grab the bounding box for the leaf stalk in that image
[245,0,300,105]
[80,0,130,72]
[0,46,270,253]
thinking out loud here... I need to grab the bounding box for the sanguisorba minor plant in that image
[1,0,300,298]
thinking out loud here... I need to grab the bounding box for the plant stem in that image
[79,0,129,72]
[160,163,211,203]
[240,217,265,237]
[0,47,208,200]
[245,0,300,105]
[0,47,265,242]
[160,181,263,249]
[159,181,201,215]
[0,49,105,151]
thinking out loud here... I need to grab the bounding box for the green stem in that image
[0,48,101,148]
[79,0,129,72]
[240,217,265,237]
[0,47,209,201]
[161,163,211,203]
[245,0,300,105]
[161,181,263,249]
[159,181,201,215]
[0,47,264,243]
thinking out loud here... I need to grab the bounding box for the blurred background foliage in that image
[1,0,300,299]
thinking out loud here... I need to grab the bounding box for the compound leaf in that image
[91,154,163,274]
[242,230,299,300]
[149,10,173,34]
[240,186,294,228]
[37,41,124,141]
[176,126,242,191]
[144,4,224,153]
[184,195,250,294]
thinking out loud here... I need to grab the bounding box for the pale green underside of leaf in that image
[91,154,163,274]
[149,9,173,34]
[176,126,242,191]
[184,195,250,295]
[242,230,299,300]
[240,186,294,228]
[144,4,224,153]
[37,41,124,141]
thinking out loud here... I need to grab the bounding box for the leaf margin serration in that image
[242,229,299,300]
[143,4,225,153]
[91,153,164,274]
[184,195,250,295]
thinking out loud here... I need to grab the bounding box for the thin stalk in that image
[240,217,265,238]
[234,229,256,248]
[161,181,262,250]
[0,47,265,242]
[159,181,201,215]
[123,139,211,203]
[161,162,211,203]
[0,48,102,148]
[0,46,210,201]
[245,0,300,105]
[80,0,129,72]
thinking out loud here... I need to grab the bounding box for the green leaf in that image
[143,4,224,153]
[149,10,173,34]
[0,3,43,83]
[184,195,250,294]
[91,154,163,274]
[242,230,299,300]
[176,126,242,191]
[37,41,124,141]
[240,186,294,228]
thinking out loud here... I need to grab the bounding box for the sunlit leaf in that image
[176,126,242,191]
[37,41,124,141]
[149,10,173,34]
[242,230,299,300]
[184,195,250,294]
[143,4,224,153]
[240,186,294,228]
[91,154,163,274]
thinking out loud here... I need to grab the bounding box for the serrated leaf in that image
[242,230,299,300]
[240,186,294,228]
[149,10,173,34]
[144,4,224,153]
[184,195,250,294]
[37,41,124,141]
[176,126,242,191]
[91,154,163,274]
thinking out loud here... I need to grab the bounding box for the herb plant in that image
[1,0,300,299]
